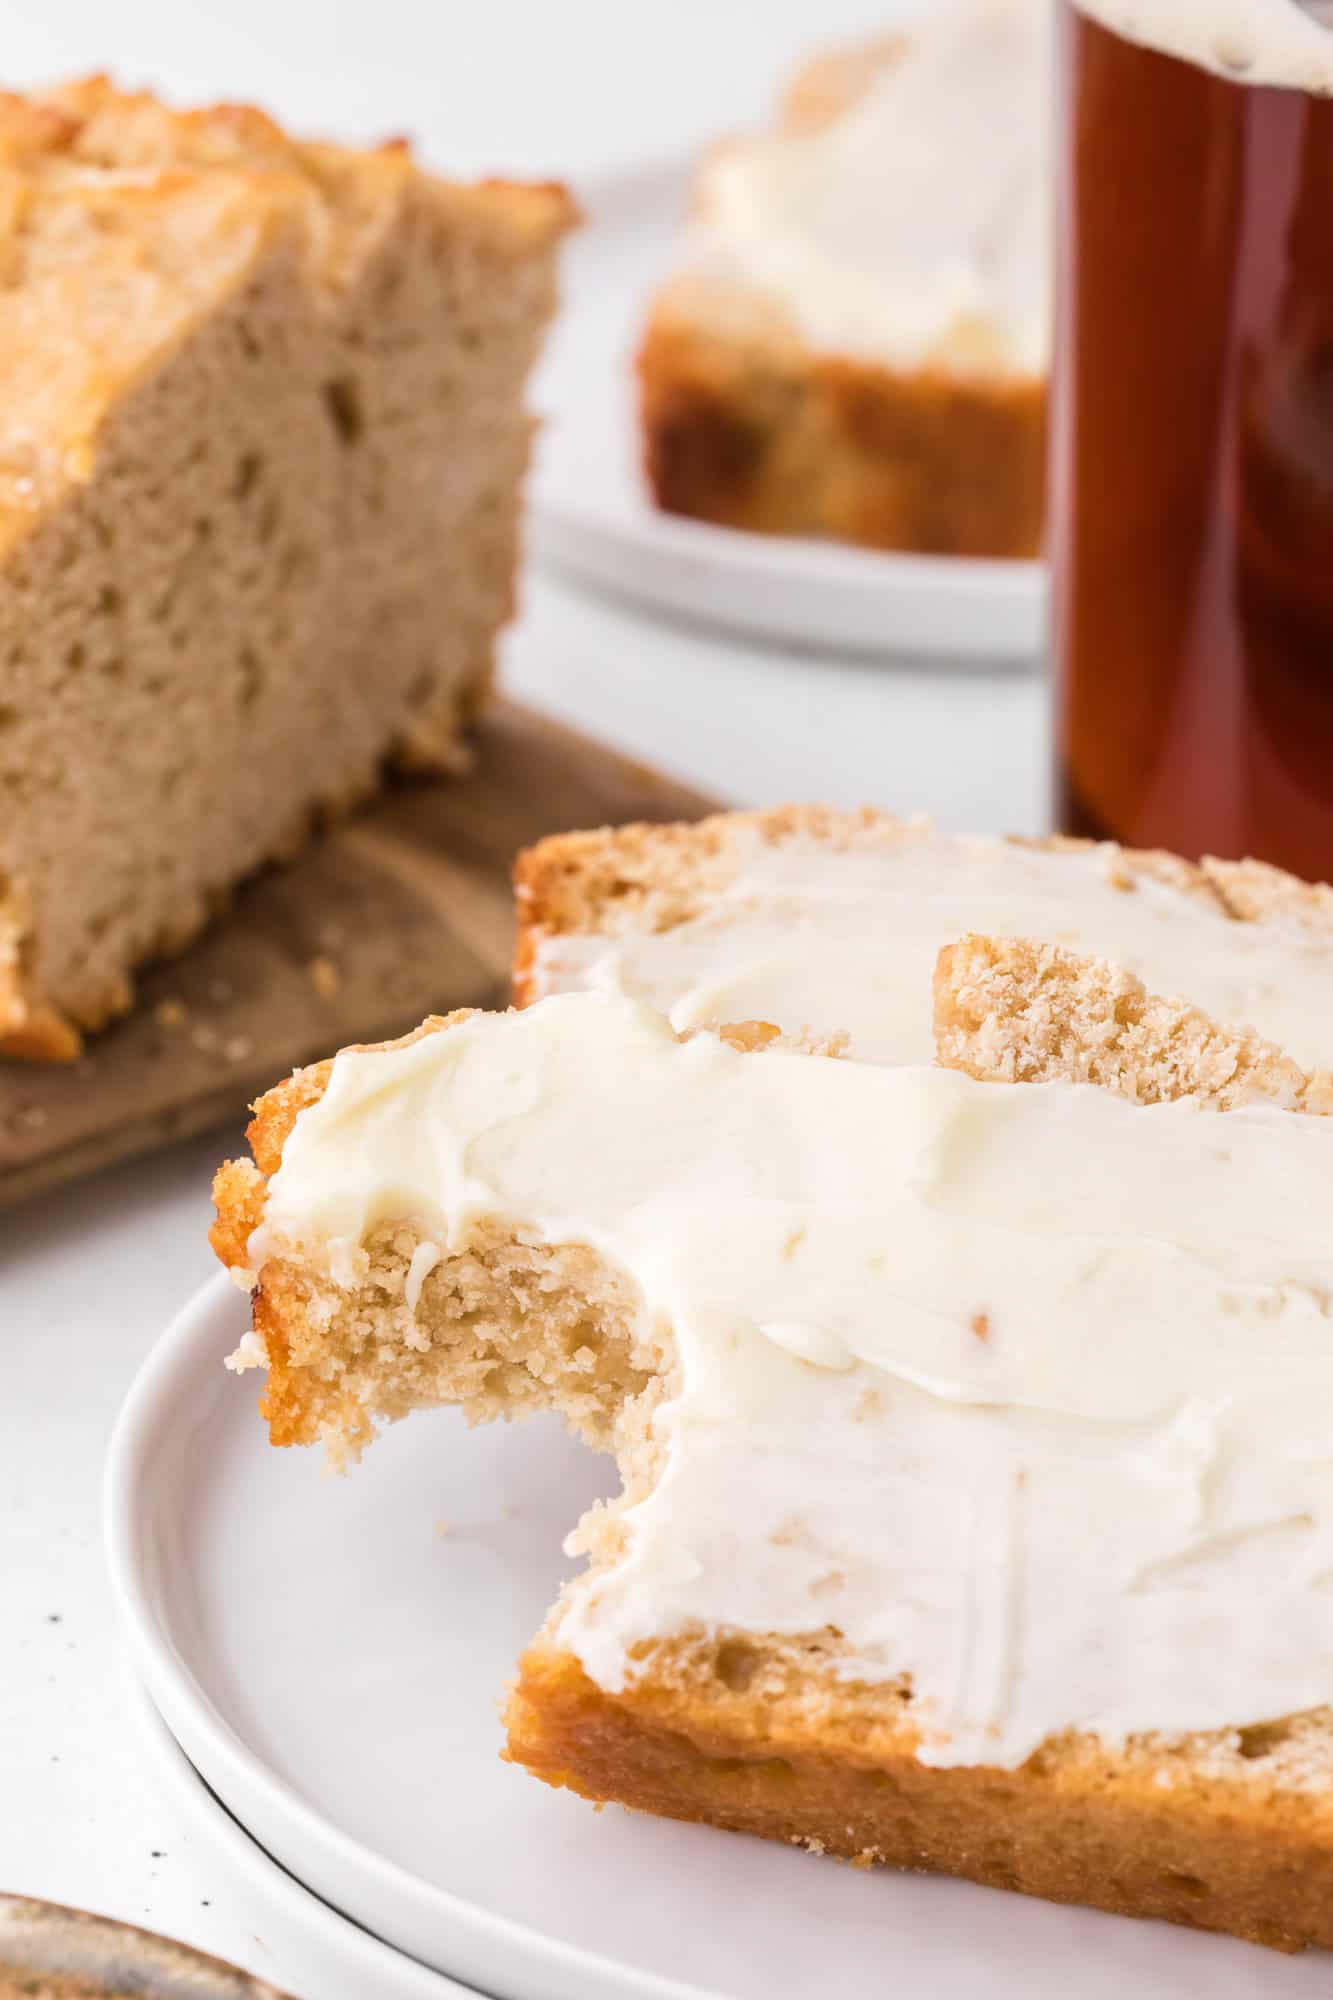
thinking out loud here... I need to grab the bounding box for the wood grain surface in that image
[0,702,716,1209]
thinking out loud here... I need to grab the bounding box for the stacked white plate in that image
[105,1277,1331,2000]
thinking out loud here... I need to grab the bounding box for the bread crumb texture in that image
[935,932,1333,1113]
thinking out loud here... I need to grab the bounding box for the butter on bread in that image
[0,77,573,1057]
[514,806,1333,1074]
[214,955,1333,1954]
[637,2,1048,556]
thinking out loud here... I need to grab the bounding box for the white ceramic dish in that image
[133,1684,471,2000]
[107,1277,1333,2000]
[528,161,1046,664]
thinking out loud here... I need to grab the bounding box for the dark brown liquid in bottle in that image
[1053,6,1333,875]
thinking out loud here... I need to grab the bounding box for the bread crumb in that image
[309,955,340,1000]
[191,1023,219,1053]
[435,1519,450,1539]
[222,1034,253,1063]
[970,1311,991,1343]
[155,997,187,1028]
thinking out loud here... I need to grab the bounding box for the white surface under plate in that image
[106,1278,1333,2000]
[133,1684,470,2000]
[529,161,1047,665]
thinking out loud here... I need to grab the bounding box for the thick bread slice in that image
[214,972,1333,1955]
[638,275,1046,557]
[512,808,1226,1004]
[512,808,1333,1079]
[0,78,573,1058]
[638,28,1046,558]
[512,804,936,1001]
[935,932,1333,1113]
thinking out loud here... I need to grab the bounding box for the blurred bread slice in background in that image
[777,32,904,135]
[638,0,1048,558]
[0,78,573,1059]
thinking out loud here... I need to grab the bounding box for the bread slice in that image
[777,34,906,136]
[638,12,1047,557]
[935,932,1333,1113]
[638,281,1046,557]
[513,807,1333,1074]
[215,970,1333,1955]
[0,78,573,1058]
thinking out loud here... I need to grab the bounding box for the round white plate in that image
[132,1684,471,2000]
[529,161,1046,664]
[108,1278,1333,2000]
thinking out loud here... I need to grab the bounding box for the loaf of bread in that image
[638,2,1048,557]
[0,78,573,1058]
[213,960,1333,1954]
[514,807,1333,1071]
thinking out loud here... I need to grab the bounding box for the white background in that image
[0,0,1048,1990]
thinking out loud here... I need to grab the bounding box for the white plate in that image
[107,1278,1333,2000]
[132,1684,472,2000]
[529,161,1046,664]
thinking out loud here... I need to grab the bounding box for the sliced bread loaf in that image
[0,78,573,1056]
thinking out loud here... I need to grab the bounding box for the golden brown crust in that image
[0,886,82,1059]
[0,887,57,1056]
[934,933,1333,1113]
[0,76,574,551]
[637,279,1046,558]
[506,1642,1333,1953]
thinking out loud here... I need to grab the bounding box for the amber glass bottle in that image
[1053,4,1333,876]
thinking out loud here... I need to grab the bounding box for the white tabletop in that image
[0,2,1050,1992]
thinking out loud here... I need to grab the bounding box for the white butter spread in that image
[682,0,1050,376]
[531,829,1333,1073]
[254,993,1333,1769]
[1073,0,1333,92]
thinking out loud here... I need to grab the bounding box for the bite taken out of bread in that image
[213,944,1333,1955]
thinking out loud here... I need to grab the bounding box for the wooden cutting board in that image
[0,702,717,1209]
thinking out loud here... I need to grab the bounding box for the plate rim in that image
[103,1274,717,2000]
[129,1680,478,2000]
[529,155,1048,665]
